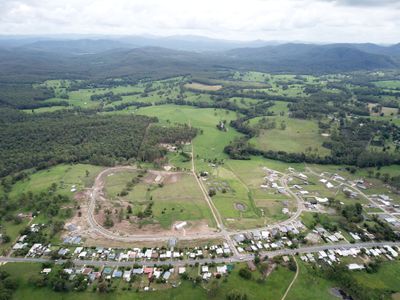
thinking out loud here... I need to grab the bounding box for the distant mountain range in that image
[0,36,399,82]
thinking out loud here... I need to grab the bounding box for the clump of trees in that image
[0,270,18,300]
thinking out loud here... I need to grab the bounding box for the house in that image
[132,267,144,275]
[326,182,334,189]
[153,269,162,279]
[144,267,153,279]
[12,242,28,250]
[216,265,227,274]
[41,268,52,275]
[328,235,338,242]
[63,268,74,275]
[102,267,113,276]
[349,233,361,240]
[175,221,187,230]
[201,266,209,273]
[178,267,186,274]
[82,268,92,276]
[247,261,256,271]
[261,231,270,239]
[89,272,101,282]
[333,175,345,181]
[347,263,364,271]
[112,269,122,278]
[18,235,27,242]
[74,247,83,255]
[316,197,329,203]
[163,271,171,280]
[58,248,69,256]
[298,173,308,180]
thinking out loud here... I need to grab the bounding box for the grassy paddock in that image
[249,116,330,156]
[9,164,103,198]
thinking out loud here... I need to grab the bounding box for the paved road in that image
[75,156,400,264]
[2,241,399,267]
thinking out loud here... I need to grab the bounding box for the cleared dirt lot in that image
[184,82,222,91]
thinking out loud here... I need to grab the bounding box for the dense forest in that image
[0,109,197,177]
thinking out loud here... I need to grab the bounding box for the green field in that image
[249,116,330,156]
[352,261,400,292]
[374,80,400,89]
[9,164,103,199]
[135,105,242,170]
[1,164,103,252]
[104,169,215,229]
[0,262,295,300]
[286,260,337,300]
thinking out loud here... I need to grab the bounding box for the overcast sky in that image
[0,0,399,43]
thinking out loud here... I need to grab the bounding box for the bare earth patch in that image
[235,202,247,212]
[184,82,222,91]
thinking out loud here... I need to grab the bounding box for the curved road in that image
[86,166,223,242]
[85,163,306,257]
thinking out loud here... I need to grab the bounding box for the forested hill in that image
[226,44,399,73]
[1,39,400,82]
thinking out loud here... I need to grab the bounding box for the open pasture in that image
[249,116,330,156]
[136,105,242,169]
[374,80,400,89]
[9,164,103,198]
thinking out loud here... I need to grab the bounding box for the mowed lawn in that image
[249,116,330,156]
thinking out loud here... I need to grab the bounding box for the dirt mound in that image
[235,203,247,211]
